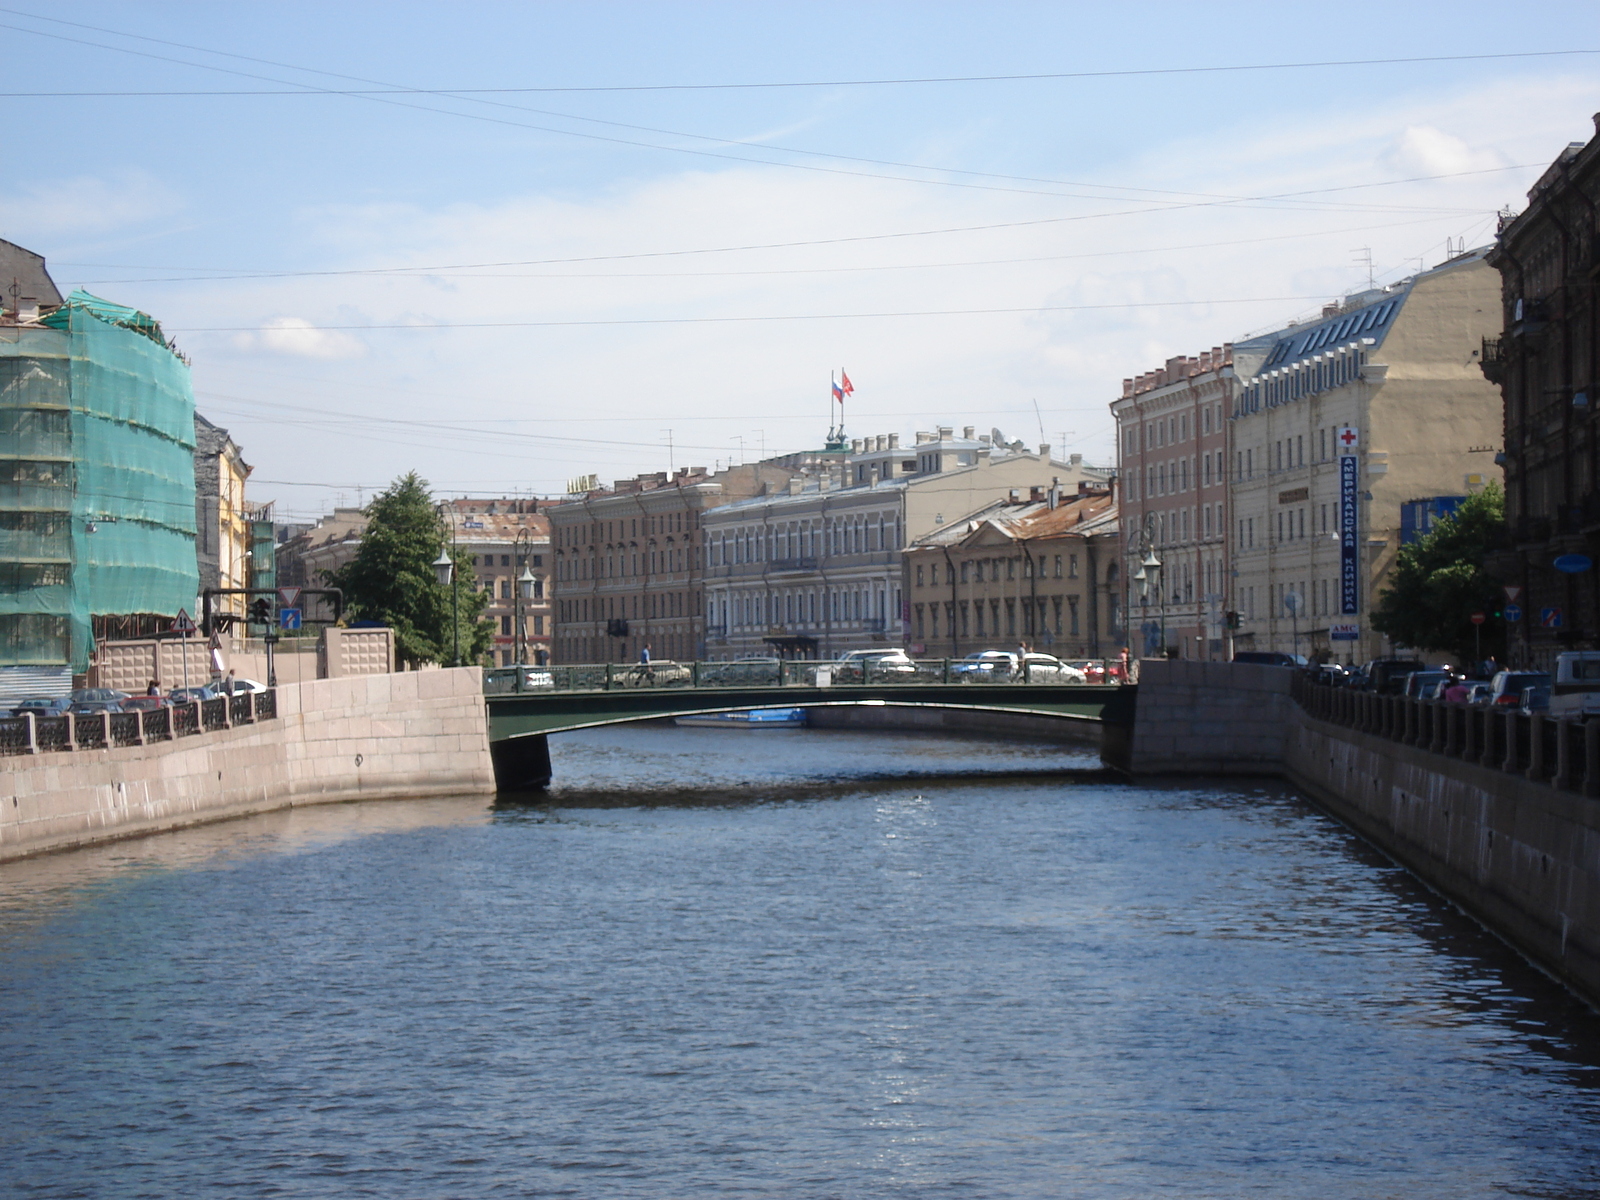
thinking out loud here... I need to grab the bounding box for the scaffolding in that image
[0,290,197,672]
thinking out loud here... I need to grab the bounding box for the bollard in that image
[23,710,36,755]
[1461,705,1477,762]
[1553,718,1575,791]
[1481,707,1500,769]
[1527,712,1547,782]
[1440,703,1457,757]
[1502,710,1521,774]
[1585,719,1600,799]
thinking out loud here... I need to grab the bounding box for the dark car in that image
[1232,651,1299,667]
[9,696,71,718]
[168,685,218,704]
[118,695,171,713]
[1363,658,1426,695]
[1487,670,1551,708]
[67,688,130,715]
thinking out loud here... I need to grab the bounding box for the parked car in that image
[1017,653,1087,682]
[9,696,71,718]
[1465,682,1493,705]
[1062,659,1110,683]
[219,677,268,695]
[1549,651,1600,720]
[1232,651,1302,667]
[118,695,171,713]
[951,650,1021,681]
[832,649,916,682]
[67,688,130,715]
[1362,658,1426,694]
[1487,670,1552,708]
[168,685,218,704]
[1519,685,1552,716]
[1401,670,1454,700]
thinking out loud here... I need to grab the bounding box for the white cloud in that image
[238,316,367,360]
[0,170,182,240]
[1383,125,1481,176]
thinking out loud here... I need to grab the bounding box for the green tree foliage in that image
[326,472,492,668]
[1371,482,1506,665]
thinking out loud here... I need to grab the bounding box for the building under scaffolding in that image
[1,244,198,691]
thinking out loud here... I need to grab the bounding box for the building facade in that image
[1227,250,1502,662]
[904,484,1119,659]
[1111,347,1235,659]
[550,461,806,664]
[275,506,368,624]
[194,412,252,621]
[446,499,552,667]
[702,428,1112,660]
[1483,116,1600,667]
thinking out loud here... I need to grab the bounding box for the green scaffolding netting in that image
[1,291,197,670]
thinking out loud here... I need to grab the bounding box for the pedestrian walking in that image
[638,643,654,685]
[146,679,160,697]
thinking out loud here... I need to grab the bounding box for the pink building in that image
[1110,346,1237,659]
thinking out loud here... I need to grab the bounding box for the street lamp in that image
[433,503,460,668]
[514,527,536,683]
[1140,541,1164,656]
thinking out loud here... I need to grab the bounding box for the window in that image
[500,615,512,635]
[1297,435,1304,466]
[1068,595,1080,636]
[500,579,511,599]
[930,562,939,585]
[1007,558,1016,581]
[916,563,924,587]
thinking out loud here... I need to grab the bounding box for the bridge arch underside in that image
[485,685,1134,791]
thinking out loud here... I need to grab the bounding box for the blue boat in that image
[674,707,808,728]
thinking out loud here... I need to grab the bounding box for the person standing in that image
[638,643,653,685]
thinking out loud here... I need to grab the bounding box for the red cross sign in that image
[1337,425,1359,452]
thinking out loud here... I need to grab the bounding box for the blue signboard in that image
[1504,604,1522,623]
[1339,455,1359,614]
[1554,554,1593,574]
[279,607,302,631]
[1541,607,1563,629]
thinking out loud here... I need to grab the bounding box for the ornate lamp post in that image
[514,527,536,683]
[1132,513,1164,657]
[432,502,461,668]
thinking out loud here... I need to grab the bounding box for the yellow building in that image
[194,413,252,619]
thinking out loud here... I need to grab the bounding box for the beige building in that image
[703,427,1113,660]
[276,507,368,624]
[193,413,252,620]
[1227,249,1502,662]
[905,484,1119,659]
[445,499,552,667]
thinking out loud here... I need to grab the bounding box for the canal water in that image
[4,725,1600,1198]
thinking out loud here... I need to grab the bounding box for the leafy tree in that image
[1371,482,1506,665]
[325,472,492,668]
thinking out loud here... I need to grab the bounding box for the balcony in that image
[769,556,818,573]
[1479,336,1504,384]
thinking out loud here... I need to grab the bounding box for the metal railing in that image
[0,690,279,757]
[1291,673,1594,795]
[484,658,1127,696]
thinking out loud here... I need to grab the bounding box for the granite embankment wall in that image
[0,668,494,861]
[1128,659,1600,1007]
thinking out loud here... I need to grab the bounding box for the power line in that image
[0,13,1532,213]
[169,295,1357,335]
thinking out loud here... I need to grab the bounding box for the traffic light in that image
[249,597,272,625]
[1225,610,1241,630]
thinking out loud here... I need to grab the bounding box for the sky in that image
[3,1,1598,523]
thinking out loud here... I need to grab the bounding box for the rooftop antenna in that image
[1352,246,1375,289]
[663,428,674,474]
[1031,398,1047,447]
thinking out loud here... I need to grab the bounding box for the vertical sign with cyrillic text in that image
[1339,453,1359,614]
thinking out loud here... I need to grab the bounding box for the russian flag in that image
[831,379,844,400]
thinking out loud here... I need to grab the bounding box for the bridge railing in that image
[0,689,278,757]
[484,659,1126,696]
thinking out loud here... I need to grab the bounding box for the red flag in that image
[840,371,854,395]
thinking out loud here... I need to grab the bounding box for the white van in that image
[1549,652,1600,720]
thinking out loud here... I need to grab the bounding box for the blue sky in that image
[4,2,1598,520]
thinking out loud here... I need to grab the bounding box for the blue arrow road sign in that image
[1541,606,1563,629]
[1504,604,1522,623]
[279,607,302,631]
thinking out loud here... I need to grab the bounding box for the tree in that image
[1371,482,1506,665]
[325,472,492,668]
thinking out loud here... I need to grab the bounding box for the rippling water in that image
[4,724,1600,1198]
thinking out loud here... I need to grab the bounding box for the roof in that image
[40,288,172,350]
[448,509,550,543]
[0,238,63,309]
[911,490,1118,549]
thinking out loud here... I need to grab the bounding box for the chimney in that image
[915,430,933,444]
[1009,488,1021,503]
[963,425,975,439]
[1039,443,1050,458]
[888,433,899,449]
[788,476,804,495]
[1070,453,1082,467]
[18,297,38,322]
[1029,486,1044,502]
[937,425,953,440]
[875,434,887,451]
[852,438,863,454]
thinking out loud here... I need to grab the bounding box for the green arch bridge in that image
[483,661,1136,790]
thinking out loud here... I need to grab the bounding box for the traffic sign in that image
[1470,611,1486,625]
[279,607,302,631]
[277,586,302,609]
[171,608,196,634]
[1541,606,1564,629]
[1503,585,1523,602]
[1504,604,1522,623]
[1336,425,1359,453]
[1555,554,1594,574]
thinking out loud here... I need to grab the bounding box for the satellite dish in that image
[991,427,1006,447]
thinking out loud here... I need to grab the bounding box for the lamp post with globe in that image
[432,503,461,668]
